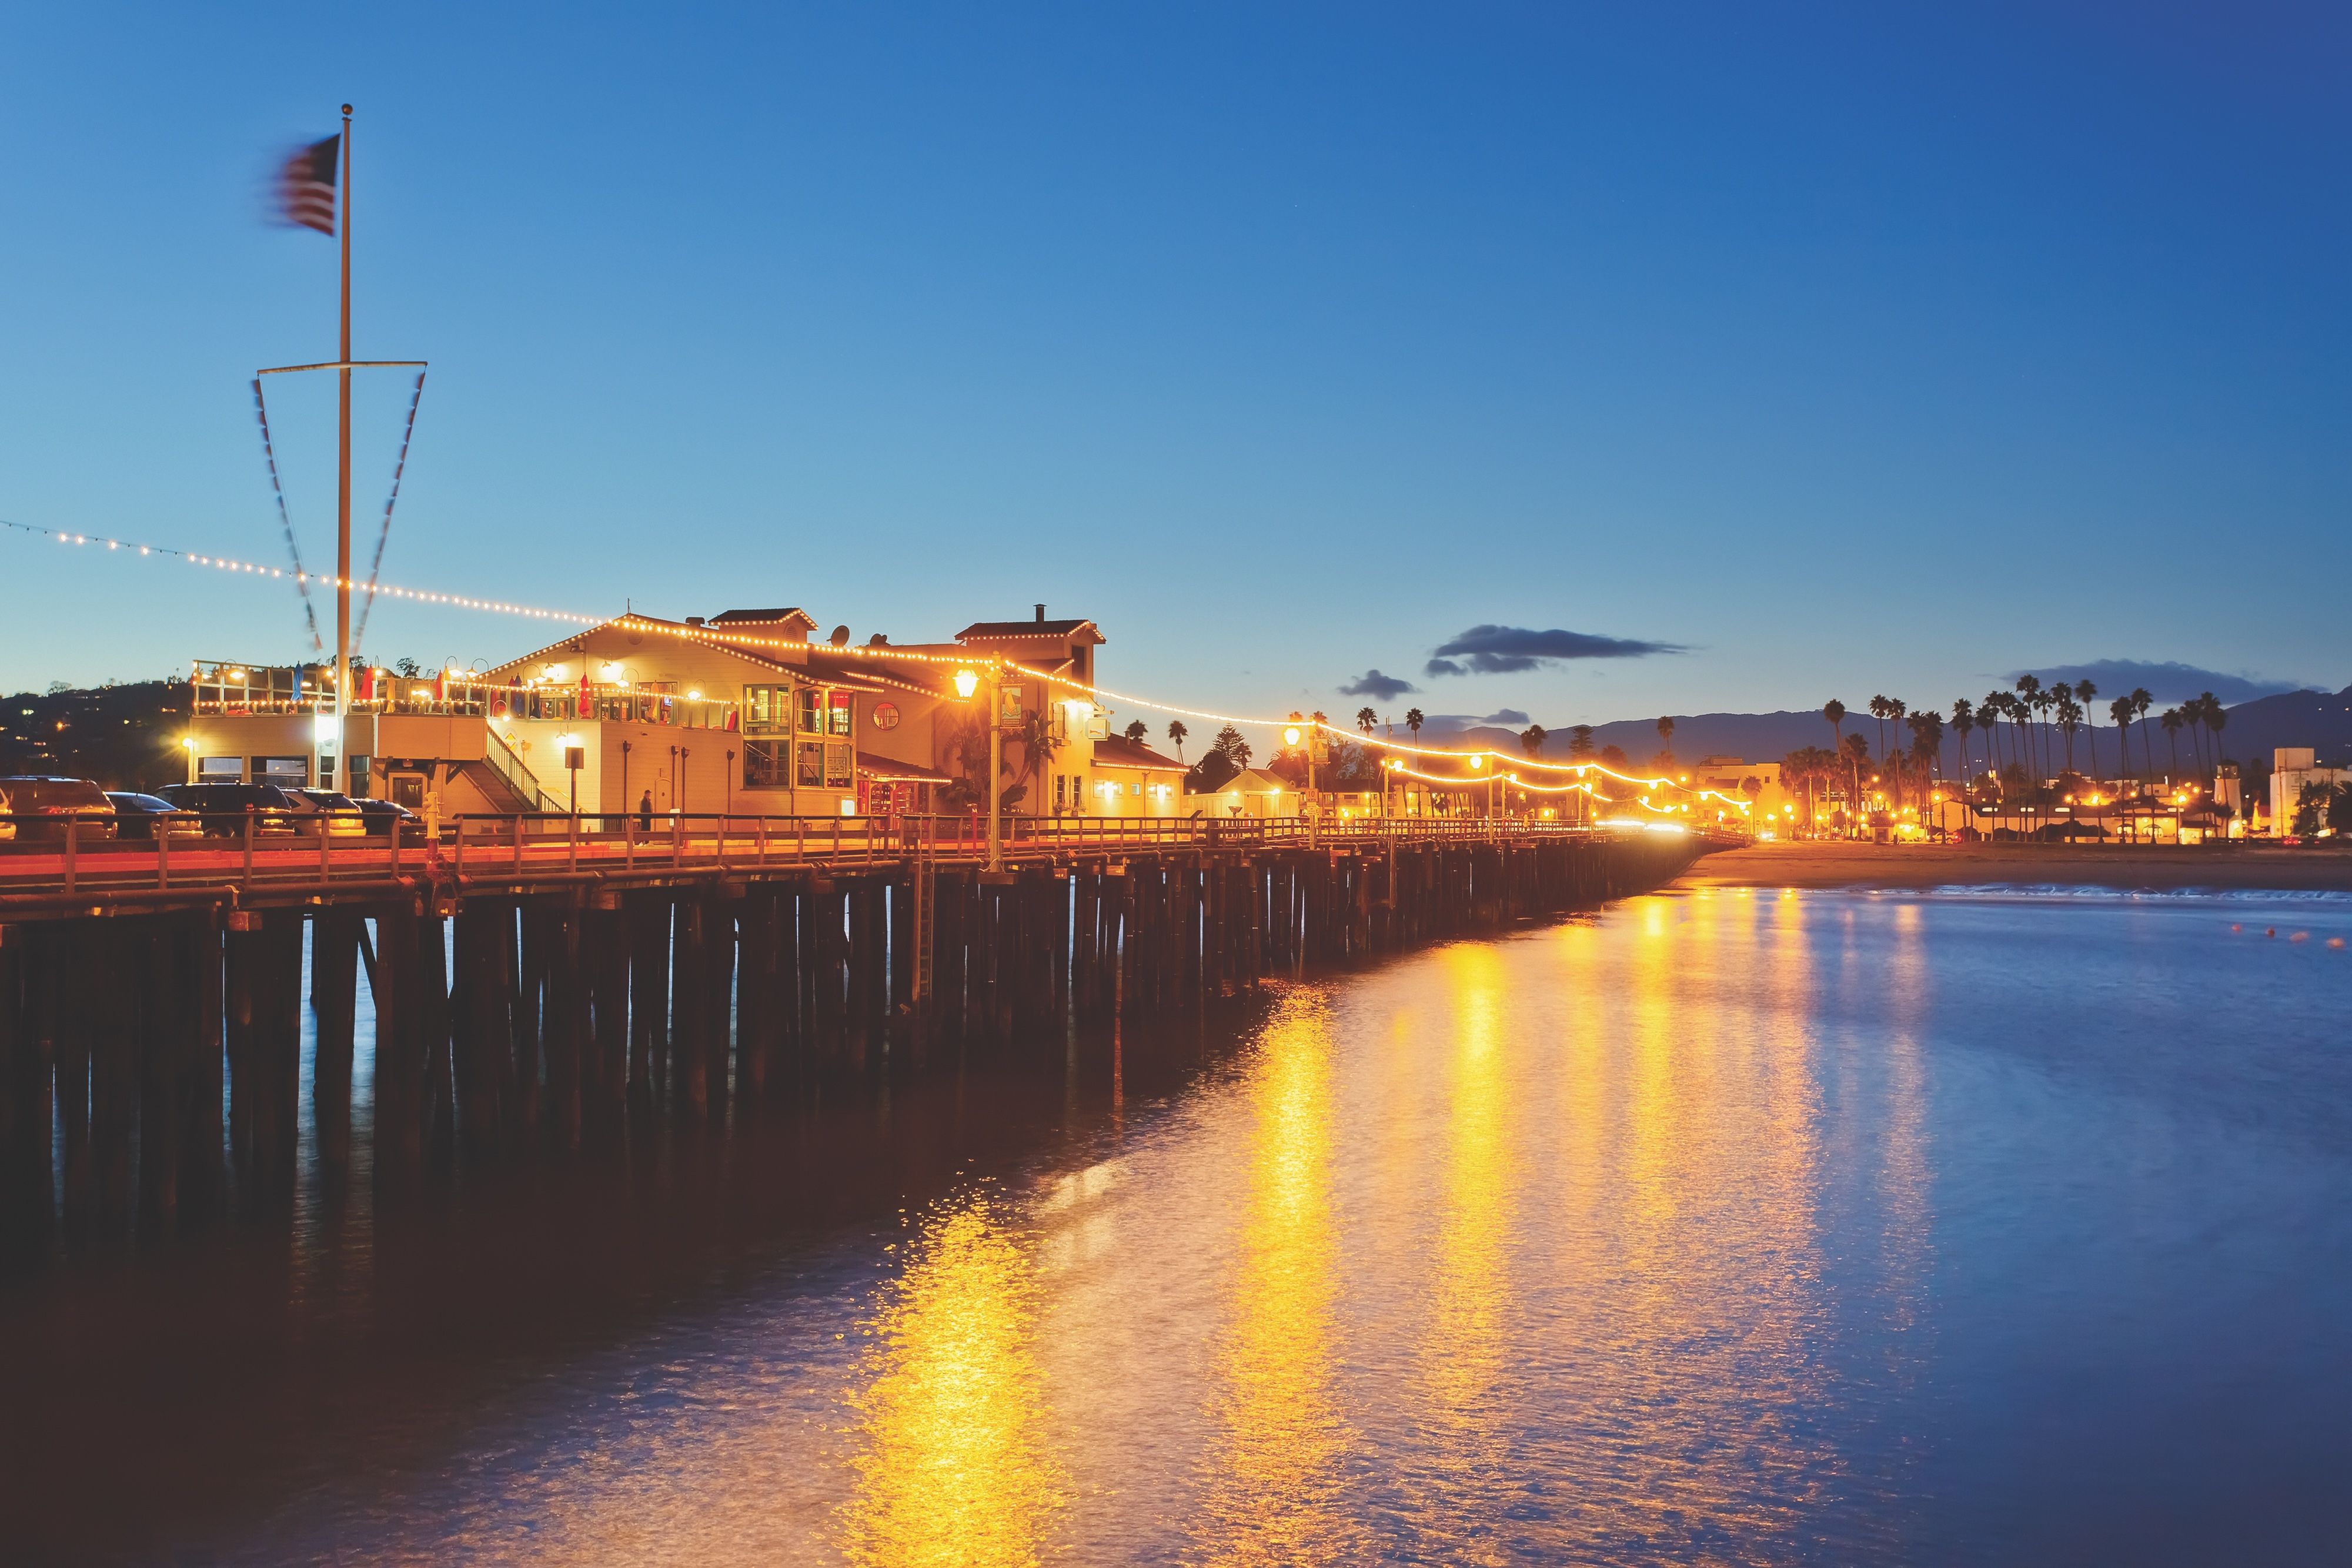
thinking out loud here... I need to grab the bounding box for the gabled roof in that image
[957,618,1104,645]
[709,607,816,630]
[485,614,803,683]
[1193,767,1291,794]
[1091,734,1185,771]
[799,646,958,700]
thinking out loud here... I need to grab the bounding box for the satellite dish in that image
[830,625,851,647]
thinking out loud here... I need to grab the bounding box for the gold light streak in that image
[838,1194,1065,1567]
[5,517,597,623]
[1194,989,1367,1565]
[1422,946,1513,1427]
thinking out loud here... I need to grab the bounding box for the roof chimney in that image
[1035,603,1046,624]
[684,616,706,627]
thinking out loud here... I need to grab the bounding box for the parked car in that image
[154,781,312,837]
[0,776,121,843]
[292,789,373,837]
[106,790,202,840]
[352,797,427,843]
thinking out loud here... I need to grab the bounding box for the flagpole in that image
[333,103,353,798]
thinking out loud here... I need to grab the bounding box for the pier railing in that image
[0,808,1709,909]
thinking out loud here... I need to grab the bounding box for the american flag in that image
[277,134,339,235]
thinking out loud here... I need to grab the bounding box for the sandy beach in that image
[1684,839,2352,893]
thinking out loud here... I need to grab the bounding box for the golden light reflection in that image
[1195,988,1364,1564]
[1515,893,1835,1559]
[839,1193,1064,1567]
[1422,945,1511,1426]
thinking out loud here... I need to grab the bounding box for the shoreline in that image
[1682,840,2352,894]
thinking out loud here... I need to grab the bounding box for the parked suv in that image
[106,790,203,841]
[292,789,373,837]
[297,789,425,842]
[0,776,121,843]
[154,781,313,837]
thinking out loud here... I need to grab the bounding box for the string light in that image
[9,541,1748,824]
[4,518,600,624]
[635,614,1747,814]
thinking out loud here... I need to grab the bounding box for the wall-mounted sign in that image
[871,700,901,731]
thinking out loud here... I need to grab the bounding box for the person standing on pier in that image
[639,789,653,831]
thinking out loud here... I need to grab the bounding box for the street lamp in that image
[950,663,1005,872]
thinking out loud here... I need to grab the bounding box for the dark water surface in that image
[6,885,2352,1564]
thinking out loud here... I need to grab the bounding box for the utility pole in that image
[987,666,1005,873]
[333,103,353,798]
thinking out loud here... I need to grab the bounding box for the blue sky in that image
[3,3,2347,731]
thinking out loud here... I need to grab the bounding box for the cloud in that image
[1337,668,1419,701]
[1424,624,1683,677]
[1412,710,1531,735]
[2011,660,2308,707]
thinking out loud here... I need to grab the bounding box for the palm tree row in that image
[1863,682,2231,794]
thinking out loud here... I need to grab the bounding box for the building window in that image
[257,756,309,785]
[199,755,241,780]
[826,743,853,788]
[797,740,826,787]
[799,688,826,735]
[828,691,854,736]
[743,740,789,788]
[1055,773,1067,810]
[743,686,790,731]
[1130,780,1142,797]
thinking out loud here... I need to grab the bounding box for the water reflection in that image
[18,888,2349,1564]
[1194,988,1364,1564]
[840,1192,1064,1566]
[1412,946,1514,1536]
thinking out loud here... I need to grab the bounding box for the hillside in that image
[0,680,189,792]
[1391,688,2352,771]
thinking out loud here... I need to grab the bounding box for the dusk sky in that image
[4,3,2347,732]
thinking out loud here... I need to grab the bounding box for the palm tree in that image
[1950,698,1976,783]
[2160,708,2184,780]
[2056,693,2082,777]
[1869,695,1893,761]
[1405,707,1424,741]
[1355,707,1377,736]
[1886,699,1909,810]
[1823,699,1846,761]
[2190,691,2220,773]
[2130,688,2155,781]
[1521,724,1546,758]
[2075,678,2100,782]
[2013,675,2044,777]
[1842,731,1872,834]
[1123,718,1150,744]
[1656,716,1676,763]
[1166,718,1188,762]
[2205,695,2228,773]
[2109,695,2136,780]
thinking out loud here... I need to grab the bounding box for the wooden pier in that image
[0,816,1706,1249]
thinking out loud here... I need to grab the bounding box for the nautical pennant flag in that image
[276,134,339,235]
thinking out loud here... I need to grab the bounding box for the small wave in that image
[1907,883,2352,904]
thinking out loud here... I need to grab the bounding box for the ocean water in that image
[5,885,2350,1564]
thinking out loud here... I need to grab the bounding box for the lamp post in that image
[953,666,1004,872]
[1284,717,1311,840]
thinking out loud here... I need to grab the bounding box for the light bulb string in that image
[5,518,599,624]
